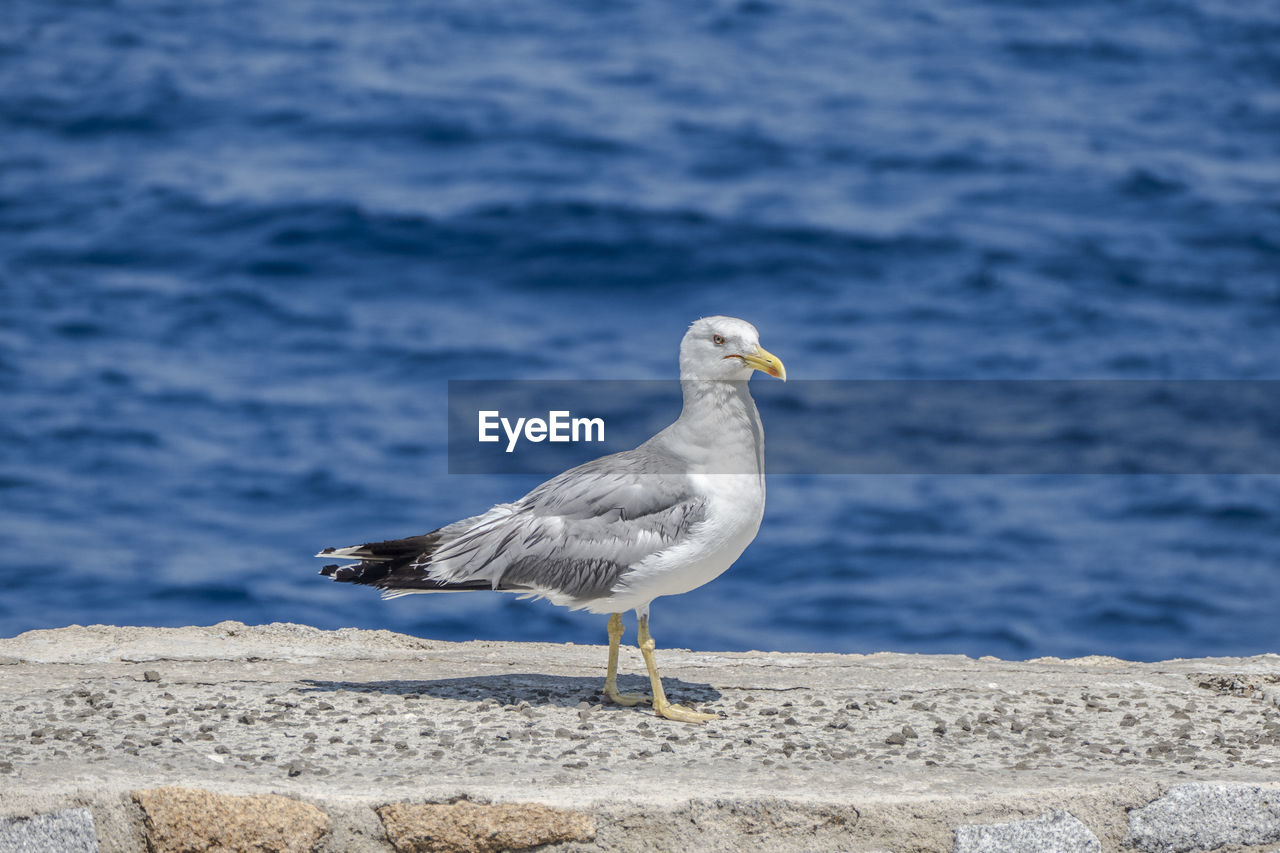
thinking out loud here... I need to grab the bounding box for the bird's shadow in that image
[299,673,721,709]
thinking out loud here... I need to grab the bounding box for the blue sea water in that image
[2,0,1279,660]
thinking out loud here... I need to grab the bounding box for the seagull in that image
[317,316,785,723]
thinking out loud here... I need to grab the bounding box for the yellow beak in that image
[737,345,787,381]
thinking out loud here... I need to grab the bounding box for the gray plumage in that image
[320,441,708,608]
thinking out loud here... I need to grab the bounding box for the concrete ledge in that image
[1,622,1277,851]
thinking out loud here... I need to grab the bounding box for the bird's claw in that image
[603,688,652,707]
[654,701,722,724]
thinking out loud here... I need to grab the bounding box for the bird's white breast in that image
[590,472,765,614]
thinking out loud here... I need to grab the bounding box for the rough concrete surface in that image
[133,787,330,853]
[953,810,1100,853]
[377,801,595,853]
[0,807,98,853]
[0,622,1277,852]
[1126,783,1280,853]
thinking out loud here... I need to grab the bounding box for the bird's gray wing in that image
[422,447,707,603]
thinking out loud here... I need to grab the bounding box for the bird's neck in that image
[666,379,763,474]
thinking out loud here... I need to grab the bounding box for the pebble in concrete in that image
[1126,783,1280,853]
[953,810,1100,853]
[0,808,98,853]
[133,787,329,853]
[377,800,596,853]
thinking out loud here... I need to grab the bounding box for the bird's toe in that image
[654,701,722,724]
[603,688,652,707]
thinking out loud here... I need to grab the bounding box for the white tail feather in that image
[313,546,391,561]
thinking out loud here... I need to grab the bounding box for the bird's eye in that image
[712,334,726,346]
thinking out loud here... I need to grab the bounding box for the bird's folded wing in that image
[425,449,707,601]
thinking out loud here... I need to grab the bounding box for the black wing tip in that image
[316,530,448,586]
[320,564,361,582]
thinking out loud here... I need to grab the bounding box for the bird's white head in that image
[678,316,787,382]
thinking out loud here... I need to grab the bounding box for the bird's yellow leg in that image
[602,613,649,707]
[637,614,721,723]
